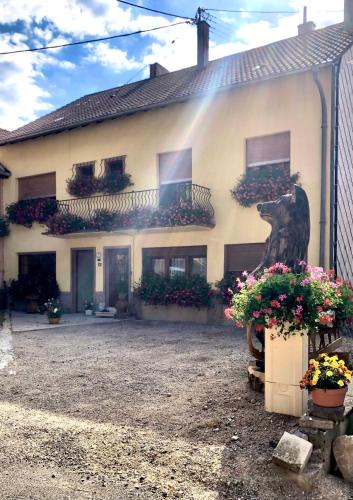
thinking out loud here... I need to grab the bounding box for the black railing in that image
[46,183,215,235]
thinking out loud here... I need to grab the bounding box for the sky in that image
[0,0,344,131]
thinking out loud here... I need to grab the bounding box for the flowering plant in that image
[0,216,10,237]
[6,198,58,228]
[231,163,299,208]
[98,173,133,194]
[226,262,353,338]
[44,298,62,318]
[84,300,94,311]
[66,176,101,197]
[300,353,352,390]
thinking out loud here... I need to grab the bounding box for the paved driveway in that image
[0,320,350,499]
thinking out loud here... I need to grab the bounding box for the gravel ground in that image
[0,319,352,499]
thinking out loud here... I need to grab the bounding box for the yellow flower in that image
[312,376,318,386]
[323,361,330,367]
[331,361,339,369]
[309,359,316,365]
[326,370,333,377]
[338,360,345,367]
[331,355,339,361]
[337,380,345,387]
[345,372,352,380]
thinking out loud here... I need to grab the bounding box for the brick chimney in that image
[344,0,353,33]
[149,62,169,79]
[197,20,209,68]
[298,6,316,35]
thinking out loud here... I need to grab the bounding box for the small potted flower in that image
[84,300,94,316]
[300,353,352,407]
[45,298,63,325]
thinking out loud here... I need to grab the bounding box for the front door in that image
[105,248,130,307]
[74,249,94,312]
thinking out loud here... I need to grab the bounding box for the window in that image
[104,156,125,176]
[19,252,56,279]
[143,246,207,279]
[75,162,94,178]
[246,131,290,170]
[224,243,265,278]
[158,149,192,206]
[18,172,56,200]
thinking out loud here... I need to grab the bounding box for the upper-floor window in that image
[158,148,192,206]
[75,161,95,178]
[104,156,125,177]
[246,131,290,172]
[18,172,56,200]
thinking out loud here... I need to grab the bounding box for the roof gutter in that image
[312,67,328,268]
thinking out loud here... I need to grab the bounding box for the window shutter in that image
[159,149,192,184]
[18,172,56,200]
[246,132,290,167]
[225,243,265,275]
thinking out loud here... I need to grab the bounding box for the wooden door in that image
[105,248,130,307]
[74,249,94,312]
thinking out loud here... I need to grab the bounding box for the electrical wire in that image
[0,21,189,56]
[205,8,298,15]
[116,0,194,21]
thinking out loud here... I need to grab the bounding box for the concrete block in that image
[272,431,313,472]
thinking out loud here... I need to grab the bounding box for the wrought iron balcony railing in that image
[45,183,215,235]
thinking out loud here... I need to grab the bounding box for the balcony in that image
[44,183,215,236]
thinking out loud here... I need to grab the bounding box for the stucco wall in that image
[0,67,332,296]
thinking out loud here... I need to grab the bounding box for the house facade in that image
[0,7,352,314]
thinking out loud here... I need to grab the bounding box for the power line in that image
[0,21,189,56]
[205,8,298,15]
[116,0,194,21]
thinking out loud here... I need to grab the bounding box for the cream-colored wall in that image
[0,67,332,294]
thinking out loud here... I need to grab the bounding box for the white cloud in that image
[85,42,139,73]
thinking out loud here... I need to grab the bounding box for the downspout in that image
[329,61,341,273]
[312,68,328,268]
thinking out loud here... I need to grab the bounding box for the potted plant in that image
[300,353,352,407]
[45,298,62,324]
[84,300,94,316]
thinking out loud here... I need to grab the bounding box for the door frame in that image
[71,247,96,312]
[103,246,132,306]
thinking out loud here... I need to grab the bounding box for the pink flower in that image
[324,298,332,306]
[255,294,262,302]
[255,325,263,332]
[235,320,243,328]
[300,278,310,286]
[270,300,281,308]
[278,294,287,301]
[224,308,233,320]
[252,310,260,318]
[296,296,304,303]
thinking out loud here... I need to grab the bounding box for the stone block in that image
[308,399,345,422]
[333,435,353,482]
[272,431,313,472]
[299,414,335,430]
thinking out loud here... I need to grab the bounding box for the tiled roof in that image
[0,128,10,140]
[2,22,352,145]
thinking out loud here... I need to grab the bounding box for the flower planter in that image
[48,317,61,325]
[311,387,348,408]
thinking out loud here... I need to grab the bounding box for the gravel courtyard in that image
[0,319,351,499]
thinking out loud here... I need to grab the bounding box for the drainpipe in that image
[312,68,328,268]
[329,62,341,273]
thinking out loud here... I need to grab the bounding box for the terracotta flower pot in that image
[311,386,348,408]
[48,317,61,325]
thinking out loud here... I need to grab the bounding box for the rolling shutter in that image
[159,149,192,184]
[246,132,290,167]
[18,172,56,200]
[225,243,265,276]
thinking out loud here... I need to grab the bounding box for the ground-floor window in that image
[224,243,265,277]
[19,252,56,279]
[143,246,207,279]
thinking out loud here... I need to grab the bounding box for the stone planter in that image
[265,327,308,417]
[140,303,208,324]
[48,317,61,325]
[311,387,348,408]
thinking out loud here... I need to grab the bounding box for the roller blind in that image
[159,149,192,184]
[18,172,56,200]
[246,132,290,167]
[225,243,265,275]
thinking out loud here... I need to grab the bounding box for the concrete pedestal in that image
[265,328,308,417]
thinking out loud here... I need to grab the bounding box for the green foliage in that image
[135,274,213,308]
[9,275,60,305]
[99,173,133,194]
[44,298,62,318]
[6,198,58,227]
[0,216,9,237]
[215,272,238,305]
